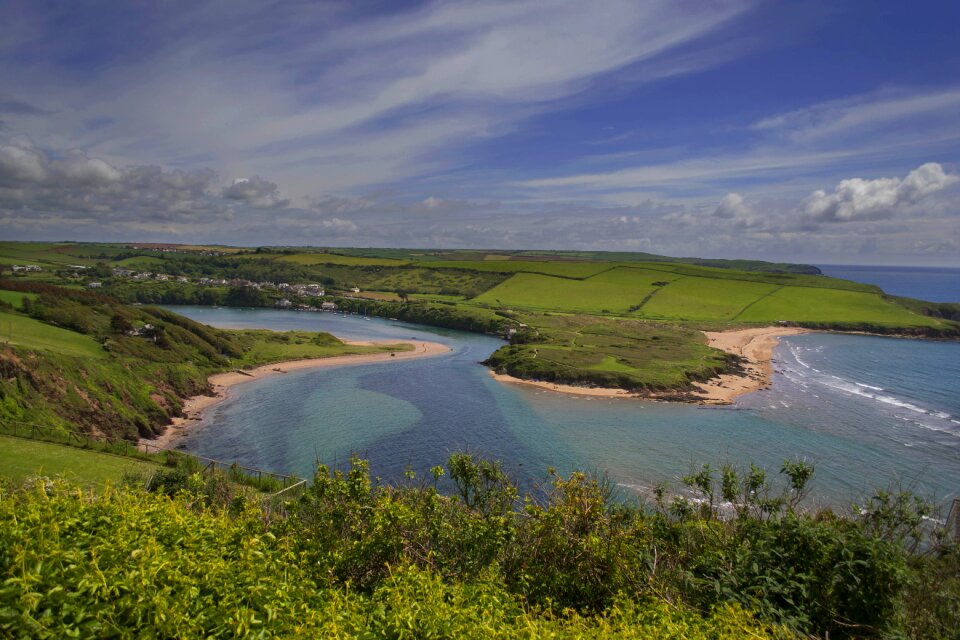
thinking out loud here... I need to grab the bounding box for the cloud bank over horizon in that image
[0,0,958,265]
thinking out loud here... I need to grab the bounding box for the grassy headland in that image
[2,241,958,398]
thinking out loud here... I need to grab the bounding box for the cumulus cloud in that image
[222,176,289,209]
[804,162,958,222]
[0,136,294,224]
[710,192,763,228]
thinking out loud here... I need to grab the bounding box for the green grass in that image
[0,435,156,487]
[418,259,615,278]
[232,329,412,367]
[639,276,779,321]
[474,269,677,313]
[736,287,944,327]
[0,289,37,308]
[277,253,411,267]
[485,315,731,390]
[0,310,106,358]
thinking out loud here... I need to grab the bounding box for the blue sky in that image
[0,0,958,265]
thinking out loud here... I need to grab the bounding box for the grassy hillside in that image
[0,280,406,441]
[0,435,156,486]
[0,310,107,358]
[2,241,956,394]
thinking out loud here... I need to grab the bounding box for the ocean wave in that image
[779,348,956,430]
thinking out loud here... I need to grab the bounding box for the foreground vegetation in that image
[1,455,957,638]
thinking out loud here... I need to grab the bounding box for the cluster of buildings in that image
[112,267,190,283]
[275,299,339,311]
[110,266,342,298]
[127,244,223,257]
[9,265,43,272]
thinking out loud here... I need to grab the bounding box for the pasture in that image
[0,310,106,358]
[0,289,38,308]
[0,435,156,487]
[736,287,945,327]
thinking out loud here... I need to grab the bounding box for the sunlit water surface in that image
[165,306,960,507]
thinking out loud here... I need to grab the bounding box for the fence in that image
[1,419,303,493]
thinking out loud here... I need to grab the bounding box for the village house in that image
[321,301,338,311]
[275,298,293,308]
[87,282,103,289]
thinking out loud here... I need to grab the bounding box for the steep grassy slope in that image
[0,310,106,358]
[0,435,156,486]
[0,280,403,440]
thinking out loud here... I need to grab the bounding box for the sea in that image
[162,265,960,509]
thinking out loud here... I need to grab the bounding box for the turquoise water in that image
[166,306,960,507]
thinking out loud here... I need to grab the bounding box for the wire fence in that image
[1,419,303,493]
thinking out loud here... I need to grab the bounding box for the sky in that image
[0,0,959,265]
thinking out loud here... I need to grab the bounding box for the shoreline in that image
[488,326,811,405]
[692,327,810,404]
[142,339,450,450]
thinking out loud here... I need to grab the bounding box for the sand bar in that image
[489,326,810,405]
[488,371,637,398]
[692,326,810,404]
[142,339,450,450]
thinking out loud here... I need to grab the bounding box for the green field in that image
[0,435,156,486]
[277,253,411,267]
[0,289,37,308]
[419,259,615,278]
[1,240,956,396]
[736,286,944,326]
[0,310,106,358]
[474,268,679,313]
[639,276,778,321]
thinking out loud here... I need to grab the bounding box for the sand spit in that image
[142,340,450,450]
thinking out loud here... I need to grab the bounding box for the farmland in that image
[1,241,957,394]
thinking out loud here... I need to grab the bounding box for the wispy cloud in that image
[0,0,754,200]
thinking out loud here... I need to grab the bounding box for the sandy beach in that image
[142,339,450,450]
[692,326,810,404]
[488,371,638,398]
[488,326,810,405]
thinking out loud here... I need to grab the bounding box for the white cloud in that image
[0,136,48,185]
[804,162,958,222]
[0,0,753,198]
[752,88,960,142]
[222,176,288,209]
[0,136,292,224]
[712,192,759,227]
